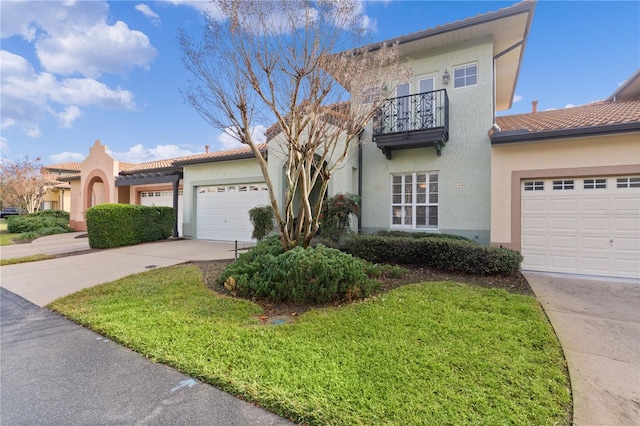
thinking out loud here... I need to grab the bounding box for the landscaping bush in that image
[86,204,174,249]
[248,205,275,241]
[218,236,379,303]
[318,193,360,243]
[7,210,71,233]
[343,235,522,275]
[35,226,72,236]
[374,230,472,242]
[28,210,70,220]
[15,231,40,242]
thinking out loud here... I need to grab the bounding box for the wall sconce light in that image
[442,69,450,85]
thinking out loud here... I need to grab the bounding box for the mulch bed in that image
[192,259,533,323]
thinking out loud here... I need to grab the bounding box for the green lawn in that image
[49,265,571,425]
[0,219,18,246]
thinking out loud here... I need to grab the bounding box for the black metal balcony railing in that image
[372,89,449,159]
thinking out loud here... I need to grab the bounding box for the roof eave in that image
[491,121,640,145]
[174,150,266,166]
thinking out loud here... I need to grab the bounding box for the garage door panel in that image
[581,256,610,273]
[522,234,546,249]
[614,217,640,232]
[581,236,609,250]
[522,216,546,231]
[521,176,639,279]
[581,197,609,212]
[550,217,577,231]
[550,255,577,269]
[613,236,640,251]
[550,198,578,211]
[615,258,640,276]
[581,217,609,233]
[196,184,269,242]
[522,198,546,212]
[550,235,577,249]
[613,196,640,210]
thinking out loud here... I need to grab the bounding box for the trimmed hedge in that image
[374,230,472,242]
[343,235,522,275]
[218,236,380,303]
[7,210,71,233]
[86,204,174,249]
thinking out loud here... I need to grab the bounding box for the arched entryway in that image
[84,170,111,213]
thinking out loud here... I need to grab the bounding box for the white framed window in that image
[584,178,607,189]
[453,63,478,88]
[553,180,574,190]
[391,172,438,228]
[617,177,640,188]
[524,181,544,191]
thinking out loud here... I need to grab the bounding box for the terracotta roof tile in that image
[44,162,81,172]
[172,144,266,165]
[496,99,640,133]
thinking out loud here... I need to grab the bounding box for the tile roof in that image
[44,162,81,172]
[171,144,266,166]
[496,99,640,133]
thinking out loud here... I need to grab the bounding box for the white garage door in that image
[521,176,640,279]
[140,190,183,236]
[196,183,269,242]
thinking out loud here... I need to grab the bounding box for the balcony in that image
[373,89,449,159]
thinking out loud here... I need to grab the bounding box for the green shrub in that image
[35,226,72,236]
[7,211,70,233]
[319,193,359,243]
[374,230,472,242]
[15,231,40,242]
[86,204,174,249]
[343,235,522,275]
[218,236,379,303]
[28,210,70,220]
[248,205,275,241]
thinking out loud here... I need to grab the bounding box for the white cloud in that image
[2,1,157,78]
[0,137,9,157]
[215,125,267,150]
[135,4,161,24]
[36,21,157,78]
[0,50,136,136]
[565,103,576,109]
[57,106,82,128]
[26,126,41,138]
[50,151,86,163]
[108,144,198,163]
[513,94,523,103]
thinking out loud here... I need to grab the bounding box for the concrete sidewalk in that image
[0,231,91,258]
[525,272,640,426]
[1,238,249,306]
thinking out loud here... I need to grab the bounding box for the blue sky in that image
[1,0,638,165]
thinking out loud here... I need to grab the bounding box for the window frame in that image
[453,63,478,89]
[390,171,439,229]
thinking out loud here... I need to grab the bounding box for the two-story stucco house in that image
[45,1,639,279]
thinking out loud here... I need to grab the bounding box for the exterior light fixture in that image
[442,69,450,85]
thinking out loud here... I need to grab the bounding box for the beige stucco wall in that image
[360,38,494,243]
[68,140,120,230]
[181,158,264,238]
[490,132,640,249]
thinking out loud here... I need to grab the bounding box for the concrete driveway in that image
[1,236,251,306]
[525,272,640,426]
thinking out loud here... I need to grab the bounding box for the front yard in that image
[49,263,571,425]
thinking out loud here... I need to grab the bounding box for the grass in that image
[0,219,19,246]
[49,265,571,425]
[0,254,54,266]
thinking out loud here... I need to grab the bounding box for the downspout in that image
[172,178,179,238]
[357,131,363,235]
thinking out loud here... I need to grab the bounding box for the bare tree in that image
[180,0,410,250]
[0,157,51,213]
